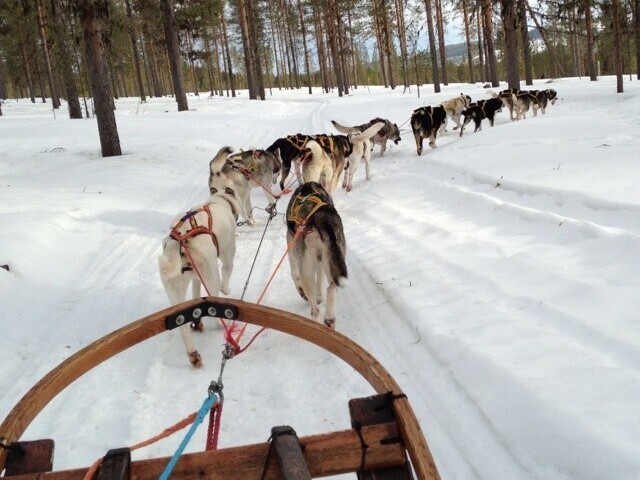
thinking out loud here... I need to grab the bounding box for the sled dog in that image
[331,117,401,157]
[221,148,282,225]
[410,105,447,155]
[459,97,503,136]
[440,94,473,131]
[286,181,347,328]
[268,122,383,194]
[159,146,244,368]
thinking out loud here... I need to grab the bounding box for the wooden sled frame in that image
[0,298,440,479]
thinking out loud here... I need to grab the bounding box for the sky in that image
[1,75,639,480]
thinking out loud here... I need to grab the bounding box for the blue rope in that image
[158,393,219,480]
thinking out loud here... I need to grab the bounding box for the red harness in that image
[169,205,220,259]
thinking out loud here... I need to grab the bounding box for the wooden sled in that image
[0,298,440,480]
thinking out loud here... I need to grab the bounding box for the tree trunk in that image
[123,0,145,102]
[482,0,499,87]
[160,0,188,110]
[568,3,581,77]
[220,11,236,97]
[347,6,359,89]
[18,28,37,103]
[518,0,533,85]
[267,0,283,90]
[435,0,448,85]
[186,33,199,96]
[373,0,388,87]
[246,0,265,98]
[297,0,313,93]
[461,0,476,83]
[50,0,82,118]
[476,8,487,82]
[35,0,60,108]
[326,0,345,95]
[633,0,640,80]
[236,0,256,97]
[283,0,300,89]
[583,0,596,80]
[424,0,441,92]
[501,0,520,89]
[380,0,396,89]
[612,0,624,92]
[312,2,330,93]
[203,33,216,96]
[394,0,409,88]
[77,0,122,157]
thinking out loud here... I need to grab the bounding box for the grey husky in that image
[209,149,281,226]
[286,181,348,328]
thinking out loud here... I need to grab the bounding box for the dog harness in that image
[169,205,220,272]
[287,185,329,230]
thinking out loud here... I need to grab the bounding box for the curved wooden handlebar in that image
[0,298,440,479]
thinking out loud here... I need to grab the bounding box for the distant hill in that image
[445,30,541,61]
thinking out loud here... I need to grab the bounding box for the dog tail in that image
[349,121,384,143]
[210,146,233,174]
[317,215,348,287]
[331,120,355,135]
[305,139,329,165]
[487,90,499,99]
[158,236,181,280]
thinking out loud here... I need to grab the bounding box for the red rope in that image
[205,401,223,451]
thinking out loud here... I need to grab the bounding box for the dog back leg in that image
[379,138,387,157]
[429,128,438,148]
[300,249,321,321]
[362,142,372,181]
[413,130,423,155]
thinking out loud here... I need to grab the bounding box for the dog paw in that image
[324,318,336,329]
[346,185,352,192]
[297,286,308,301]
[188,351,203,368]
[220,285,231,295]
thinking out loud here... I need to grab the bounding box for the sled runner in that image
[0,299,440,480]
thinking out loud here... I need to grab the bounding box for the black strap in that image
[352,420,369,474]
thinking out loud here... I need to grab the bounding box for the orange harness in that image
[169,205,220,268]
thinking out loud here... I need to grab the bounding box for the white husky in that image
[158,146,244,368]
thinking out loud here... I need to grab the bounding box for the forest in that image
[0,0,638,156]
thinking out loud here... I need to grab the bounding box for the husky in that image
[492,89,521,120]
[331,117,401,157]
[315,121,383,193]
[440,93,472,132]
[268,122,383,194]
[159,146,245,368]
[410,105,447,155]
[222,149,282,225]
[459,97,503,136]
[286,181,347,328]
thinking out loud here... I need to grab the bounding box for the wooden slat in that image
[3,439,54,476]
[0,298,440,480]
[4,423,402,480]
[271,426,311,480]
[349,394,414,480]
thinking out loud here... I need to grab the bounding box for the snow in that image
[1,76,639,480]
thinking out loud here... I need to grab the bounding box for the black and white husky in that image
[286,182,347,328]
[159,146,245,368]
[410,105,447,155]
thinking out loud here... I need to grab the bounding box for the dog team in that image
[158,86,557,367]
[411,87,558,154]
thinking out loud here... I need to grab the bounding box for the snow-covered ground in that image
[1,76,639,480]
